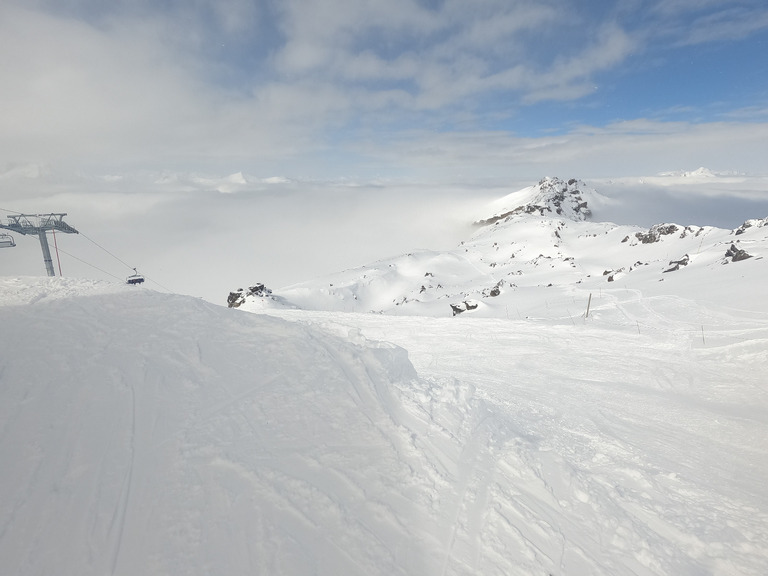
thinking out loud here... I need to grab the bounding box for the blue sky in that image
[1,0,768,179]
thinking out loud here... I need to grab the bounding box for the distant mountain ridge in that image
[230,177,767,317]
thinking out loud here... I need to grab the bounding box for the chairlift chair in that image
[0,233,16,248]
[126,268,145,285]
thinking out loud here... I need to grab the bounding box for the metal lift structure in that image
[0,213,79,276]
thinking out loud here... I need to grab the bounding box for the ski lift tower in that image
[0,213,79,276]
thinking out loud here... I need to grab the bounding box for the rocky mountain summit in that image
[476,177,592,225]
[230,177,767,317]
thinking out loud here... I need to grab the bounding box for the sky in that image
[1,0,768,178]
[1,0,768,301]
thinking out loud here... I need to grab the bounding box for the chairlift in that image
[0,233,16,248]
[126,268,145,285]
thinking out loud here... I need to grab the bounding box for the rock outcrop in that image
[228,283,273,308]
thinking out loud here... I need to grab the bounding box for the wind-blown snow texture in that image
[2,177,768,575]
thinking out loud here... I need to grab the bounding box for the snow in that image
[2,272,767,575]
[658,167,718,179]
[2,176,768,575]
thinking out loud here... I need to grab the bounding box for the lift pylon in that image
[0,213,79,276]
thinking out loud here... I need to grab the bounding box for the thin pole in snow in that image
[53,229,62,276]
[585,293,592,318]
[701,325,706,346]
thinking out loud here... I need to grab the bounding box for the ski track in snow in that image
[0,278,767,575]
[266,303,768,576]
[109,375,136,576]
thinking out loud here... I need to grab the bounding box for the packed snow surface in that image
[1,276,767,575]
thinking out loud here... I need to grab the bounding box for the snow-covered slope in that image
[2,277,767,575]
[233,177,768,317]
[0,279,429,575]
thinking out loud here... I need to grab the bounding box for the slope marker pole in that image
[53,229,63,276]
[585,293,592,318]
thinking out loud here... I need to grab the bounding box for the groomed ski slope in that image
[1,277,767,575]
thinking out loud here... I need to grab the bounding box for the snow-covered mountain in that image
[231,177,767,317]
[657,167,719,178]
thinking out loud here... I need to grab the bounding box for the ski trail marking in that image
[110,380,137,576]
[440,412,492,576]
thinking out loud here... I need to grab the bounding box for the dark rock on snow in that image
[228,283,273,308]
[725,244,752,262]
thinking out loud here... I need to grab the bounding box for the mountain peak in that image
[657,167,717,178]
[476,177,593,226]
[228,176,767,318]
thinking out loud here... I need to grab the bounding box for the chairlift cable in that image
[59,244,173,292]
[3,211,137,273]
[140,274,174,293]
[78,231,136,271]
[54,247,125,282]
[77,232,177,292]
[3,212,173,293]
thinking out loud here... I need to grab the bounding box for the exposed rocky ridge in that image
[475,177,593,226]
[228,283,272,308]
[734,217,768,236]
[230,178,767,317]
[227,283,296,309]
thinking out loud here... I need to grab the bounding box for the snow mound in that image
[0,276,134,306]
[0,278,440,575]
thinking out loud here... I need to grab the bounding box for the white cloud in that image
[1,0,767,179]
[360,120,768,180]
[680,8,768,45]
[0,6,199,160]
[645,0,768,45]
[0,3,339,170]
[520,25,636,103]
